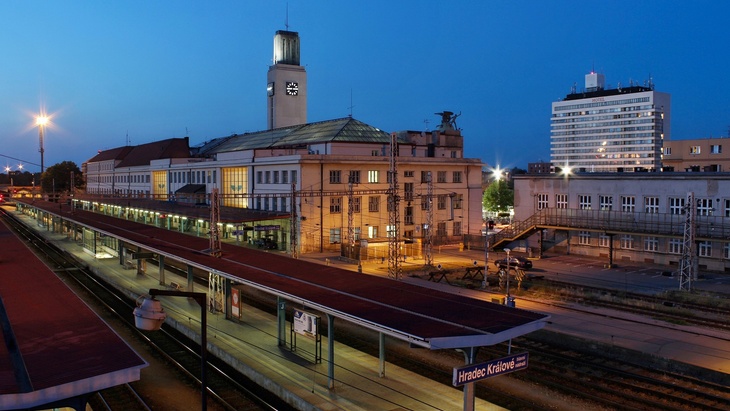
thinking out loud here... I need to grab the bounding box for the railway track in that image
[1,208,289,411]
[532,278,730,331]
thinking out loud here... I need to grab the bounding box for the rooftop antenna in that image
[424,118,430,131]
[347,88,355,117]
[126,130,131,146]
[285,3,289,30]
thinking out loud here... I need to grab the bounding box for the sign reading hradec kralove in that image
[452,352,528,386]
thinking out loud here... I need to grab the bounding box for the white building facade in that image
[551,72,671,173]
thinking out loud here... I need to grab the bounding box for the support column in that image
[461,347,479,411]
[277,297,286,347]
[379,333,386,377]
[187,265,195,292]
[158,255,165,286]
[327,314,335,389]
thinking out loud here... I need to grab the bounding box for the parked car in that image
[494,256,532,270]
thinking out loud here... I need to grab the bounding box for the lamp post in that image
[134,289,208,411]
[36,115,48,175]
[504,248,514,307]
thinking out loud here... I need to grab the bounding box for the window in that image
[662,147,672,156]
[537,193,548,210]
[349,170,361,184]
[453,194,463,209]
[264,171,271,184]
[711,144,722,154]
[697,198,713,216]
[452,171,462,183]
[725,199,730,217]
[386,225,397,238]
[598,233,611,247]
[437,222,447,237]
[437,171,447,183]
[280,197,287,212]
[690,145,701,155]
[354,227,362,240]
[621,196,635,212]
[578,231,591,245]
[698,241,712,257]
[368,170,380,183]
[644,197,659,214]
[353,196,361,213]
[368,196,379,212]
[329,228,341,244]
[256,171,262,184]
[437,195,447,210]
[404,183,414,202]
[273,170,279,184]
[368,226,378,238]
[291,170,297,183]
[620,234,634,249]
[725,243,730,259]
[453,221,461,236]
[404,170,414,178]
[329,170,341,184]
[669,197,685,215]
[644,237,658,252]
[404,206,414,225]
[282,170,289,184]
[372,150,379,156]
[330,197,342,213]
[421,171,430,183]
[556,194,568,209]
[599,195,613,211]
[579,195,592,210]
[263,197,269,210]
[668,238,683,254]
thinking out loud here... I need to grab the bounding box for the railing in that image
[490,208,730,249]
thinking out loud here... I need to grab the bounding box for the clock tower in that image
[267,30,307,129]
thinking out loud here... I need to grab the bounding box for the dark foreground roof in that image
[0,215,147,410]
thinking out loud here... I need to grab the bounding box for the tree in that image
[482,179,513,213]
[40,161,83,193]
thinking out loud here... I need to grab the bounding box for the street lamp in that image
[503,248,515,307]
[36,115,49,175]
[134,289,208,411]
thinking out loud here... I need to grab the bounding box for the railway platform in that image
[7,207,505,411]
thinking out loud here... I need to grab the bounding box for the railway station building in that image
[82,29,484,256]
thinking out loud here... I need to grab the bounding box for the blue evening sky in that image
[1,1,729,173]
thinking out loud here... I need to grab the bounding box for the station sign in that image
[452,352,528,386]
[255,225,280,231]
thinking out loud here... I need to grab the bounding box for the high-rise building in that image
[550,72,670,172]
[267,30,307,129]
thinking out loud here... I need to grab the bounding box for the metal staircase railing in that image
[490,208,729,250]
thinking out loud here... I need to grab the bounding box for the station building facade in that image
[513,172,730,272]
[83,117,484,255]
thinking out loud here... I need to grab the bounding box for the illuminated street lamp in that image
[134,289,208,411]
[36,115,49,175]
[503,248,515,307]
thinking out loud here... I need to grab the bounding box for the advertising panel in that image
[293,309,318,337]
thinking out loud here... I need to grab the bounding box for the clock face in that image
[267,82,274,96]
[286,81,299,96]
